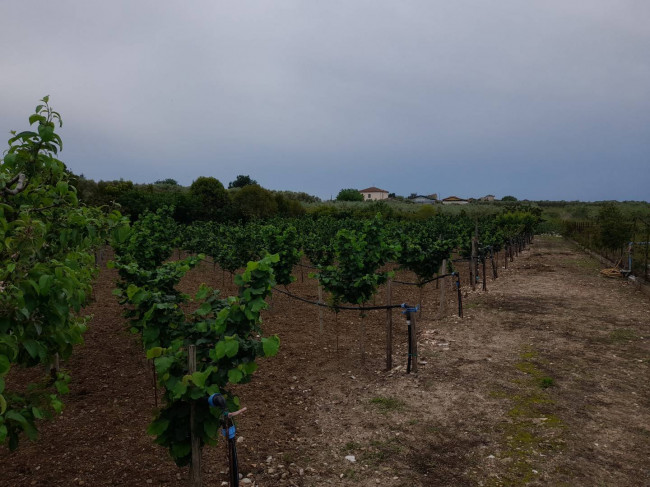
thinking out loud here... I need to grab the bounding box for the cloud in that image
[1,0,649,201]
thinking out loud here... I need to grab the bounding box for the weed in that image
[363,438,403,464]
[609,329,637,343]
[486,346,564,486]
[539,377,555,389]
[342,441,360,453]
[342,468,357,480]
[370,396,406,413]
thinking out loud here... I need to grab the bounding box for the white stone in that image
[345,455,356,463]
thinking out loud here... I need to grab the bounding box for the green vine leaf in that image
[262,336,280,357]
[228,368,243,384]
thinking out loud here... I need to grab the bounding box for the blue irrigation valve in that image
[208,393,227,410]
[400,303,419,314]
[222,425,237,439]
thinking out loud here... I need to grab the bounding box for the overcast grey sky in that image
[1,1,649,201]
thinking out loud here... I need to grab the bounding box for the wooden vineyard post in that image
[360,312,366,365]
[471,236,477,291]
[474,222,480,289]
[386,278,393,371]
[438,259,447,318]
[152,360,158,408]
[48,353,60,379]
[410,312,418,373]
[188,345,201,487]
[482,258,487,292]
[318,284,324,334]
[643,230,650,281]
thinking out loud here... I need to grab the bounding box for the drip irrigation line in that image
[271,287,406,311]
[296,262,320,270]
[392,272,457,287]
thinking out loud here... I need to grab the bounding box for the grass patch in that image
[362,438,403,464]
[369,396,406,413]
[567,258,601,271]
[486,347,564,486]
[342,468,357,480]
[341,441,360,453]
[609,328,638,343]
[539,377,555,389]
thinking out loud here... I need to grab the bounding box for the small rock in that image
[241,479,252,485]
[237,436,244,443]
[266,456,273,463]
[345,455,356,463]
[146,480,152,485]
[268,468,276,474]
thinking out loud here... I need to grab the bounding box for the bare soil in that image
[1,236,649,486]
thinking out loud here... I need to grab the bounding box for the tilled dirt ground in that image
[1,236,649,486]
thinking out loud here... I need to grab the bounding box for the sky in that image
[1,1,649,202]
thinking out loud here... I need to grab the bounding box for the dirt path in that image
[1,236,648,486]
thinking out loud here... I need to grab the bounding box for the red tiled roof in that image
[359,187,388,193]
[443,196,468,201]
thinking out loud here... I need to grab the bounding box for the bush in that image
[336,188,363,202]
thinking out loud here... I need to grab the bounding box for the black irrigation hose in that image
[228,426,239,487]
[296,262,320,270]
[392,272,457,287]
[271,286,406,311]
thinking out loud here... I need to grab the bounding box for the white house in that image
[359,187,389,201]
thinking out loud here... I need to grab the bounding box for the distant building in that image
[411,195,437,204]
[479,195,495,202]
[359,187,389,201]
[442,196,469,205]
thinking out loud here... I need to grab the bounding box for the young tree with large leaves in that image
[0,97,123,449]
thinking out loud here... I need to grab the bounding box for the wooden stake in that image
[360,312,366,365]
[410,312,418,373]
[471,236,477,291]
[318,285,324,334]
[482,259,487,292]
[48,353,60,379]
[386,278,393,371]
[438,260,446,318]
[152,360,158,408]
[188,345,201,487]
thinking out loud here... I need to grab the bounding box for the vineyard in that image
[1,103,649,486]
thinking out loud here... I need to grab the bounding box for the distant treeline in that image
[70,174,649,231]
[70,175,318,223]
